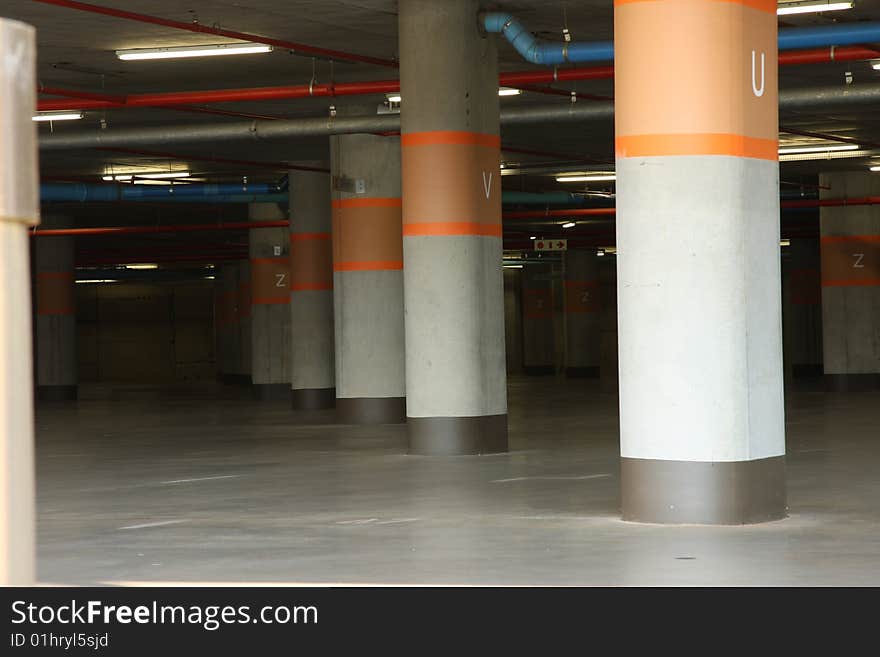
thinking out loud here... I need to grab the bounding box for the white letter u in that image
[751,50,765,98]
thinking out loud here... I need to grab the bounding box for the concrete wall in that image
[781,237,823,378]
[77,280,215,383]
[819,172,880,382]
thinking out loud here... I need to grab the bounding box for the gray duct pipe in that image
[38,83,880,151]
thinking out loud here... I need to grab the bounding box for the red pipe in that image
[30,0,398,68]
[39,85,125,103]
[503,197,880,220]
[31,220,288,237]
[36,44,880,113]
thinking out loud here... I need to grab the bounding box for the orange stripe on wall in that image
[331,198,402,209]
[616,133,778,160]
[403,222,503,237]
[334,260,403,272]
[614,0,776,13]
[402,131,501,148]
[290,232,331,242]
[822,279,880,288]
[290,282,333,291]
[821,235,880,244]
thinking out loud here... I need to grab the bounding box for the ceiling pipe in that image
[38,42,880,113]
[40,182,284,202]
[30,197,875,239]
[482,11,880,64]
[503,197,880,220]
[39,82,880,151]
[31,220,288,237]
[96,147,328,173]
[29,0,397,68]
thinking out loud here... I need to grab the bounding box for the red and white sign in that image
[534,239,567,252]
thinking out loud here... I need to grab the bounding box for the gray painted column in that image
[289,167,335,409]
[34,215,77,400]
[521,263,555,376]
[818,172,880,391]
[0,16,38,584]
[329,134,406,423]
[399,0,508,454]
[615,0,785,523]
[564,250,601,378]
[249,203,290,399]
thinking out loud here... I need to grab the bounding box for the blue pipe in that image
[41,182,283,203]
[502,191,590,205]
[482,12,880,65]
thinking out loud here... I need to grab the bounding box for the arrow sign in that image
[534,239,567,252]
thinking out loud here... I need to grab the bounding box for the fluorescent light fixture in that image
[869,166,880,172]
[777,2,853,16]
[132,179,190,185]
[125,263,158,270]
[204,275,216,280]
[556,174,616,183]
[596,249,605,257]
[503,264,524,269]
[873,61,880,71]
[778,143,858,155]
[33,111,83,122]
[529,236,537,240]
[780,239,791,247]
[561,222,576,229]
[498,87,522,96]
[116,43,272,61]
[385,93,402,103]
[76,279,118,284]
[135,171,192,179]
[779,149,872,162]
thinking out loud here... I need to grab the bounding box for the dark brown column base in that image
[792,363,823,378]
[824,373,880,392]
[336,397,406,424]
[621,455,786,525]
[523,365,555,376]
[408,414,508,455]
[251,383,290,401]
[291,387,335,410]
[566,366,600,378]
[35,385,78,402]
[218,373,252,386]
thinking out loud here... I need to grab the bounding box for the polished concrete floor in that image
[34,376,880,586]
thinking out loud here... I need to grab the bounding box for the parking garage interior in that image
[1,0,879,586]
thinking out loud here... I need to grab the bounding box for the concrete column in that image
[521,263,555,375]
[249,203,290,399]
[399,0,507,454]
[289,167,335,409]
[237,259,252,382]
[34,215,77,400]
[564,250,601,378]
[781,238,823,380]
[215,263,243,384]
[329,134,406,423]
[503,267,523,375]
[615,0,785,524]
[818,172,880,391]
[0,17,38,584]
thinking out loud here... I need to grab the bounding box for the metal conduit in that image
[39,83,880,151]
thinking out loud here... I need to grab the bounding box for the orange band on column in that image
[333,198,402,272]
[250,257,290,304]
[36,271,75,315]
[616,134,778,160]
[523,288,553,319]
[615,0,777,151]
[821,235,880,287]
[290,231,333,291]
[402,130,501,237]
[614,0,776,12]
[564,280,601,313]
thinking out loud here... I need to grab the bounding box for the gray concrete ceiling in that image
[4,0,880,188]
